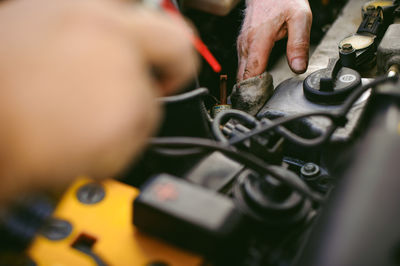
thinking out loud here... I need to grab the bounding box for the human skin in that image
[237,0,312,81]
[0,0,197,202]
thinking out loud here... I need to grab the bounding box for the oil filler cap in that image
[303,65,361,105]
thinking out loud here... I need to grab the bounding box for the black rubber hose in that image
[150,137,325,204]
[228,75,398,147]
[212,109,259,143]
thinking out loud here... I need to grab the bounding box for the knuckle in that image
[292,40,309,49]
[304,9,313,22]
[245,28,257,43]
[243,68,251,79]
[237,29,260,57]
[237,40,248,57]
[289,40,309,55]
[246,58,260,72]
[291,7,312,22]
[238,26,257,44]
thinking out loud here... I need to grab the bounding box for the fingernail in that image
[291,58,307,73]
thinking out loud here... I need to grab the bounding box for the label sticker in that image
[339,74,356,83]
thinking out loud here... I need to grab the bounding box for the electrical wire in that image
[158,87,214,128]
[149,137,325,204]
[159,87,209,104]
[212,109,259,143]
[339,75,397,116]
[150,76,397,204]
[200,100,213,124]
[213,108,338,147]
[217,75,398,147]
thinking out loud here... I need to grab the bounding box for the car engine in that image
[1,1,400,266]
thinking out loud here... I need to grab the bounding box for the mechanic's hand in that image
[0,0,197,202]
[237,0,312,81]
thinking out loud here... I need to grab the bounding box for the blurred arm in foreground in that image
[0,0,197,202]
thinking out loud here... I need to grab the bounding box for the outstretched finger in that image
[286,8,312,74]
[242,29,275,80]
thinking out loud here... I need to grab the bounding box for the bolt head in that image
[341,43,354,53]
[301,163,320,179]
[304,164,316,172]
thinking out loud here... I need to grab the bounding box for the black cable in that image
[151,77,397,203]
[212,109,259,143]
[149,137,325,204]
[212,108,335,147]
[227,111,337,146]
[159,86,213,125]
[225,75,398,147]
[159,87,209,104]
[339,75,397,116]
[200,100,213,124]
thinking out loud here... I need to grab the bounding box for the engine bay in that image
[1,1,400,265]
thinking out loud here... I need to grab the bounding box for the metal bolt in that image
[341,43,354,53]
[388,64,400,78]
[301,162,320,179]
[41,218,72,241]
[76,183,105,205]
[304,163,316,172]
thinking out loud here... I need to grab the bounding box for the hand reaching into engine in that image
[0,0,197,202]
[237,0,312,81]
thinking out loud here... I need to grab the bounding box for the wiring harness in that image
[150,75,398,204]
